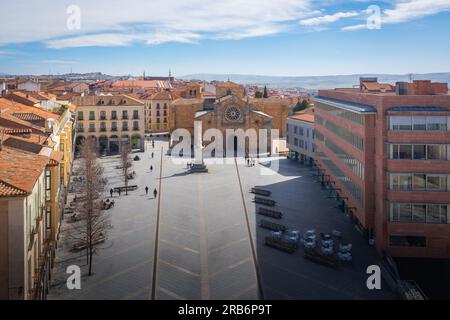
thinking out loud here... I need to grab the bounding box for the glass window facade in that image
[389,116,449,131]
[390,202,449,224]
[316,115,364,151]
[315,101,366,125]
[389,144,448,160]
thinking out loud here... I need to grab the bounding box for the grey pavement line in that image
[150,145,164,300]
[258,256,363,300]
[160,222,200,238]
[209,257,254,279]
[158,286,188,300]
[234,158,265,300]
[206,222,242,235]
[226,284,258,300]
[122,286,151,300]
[159,259,201,277]
[94,239,150,262]
[75,258,153,293]
[208,237,248,253]
[197,175,211,299]
[159,238,200,255]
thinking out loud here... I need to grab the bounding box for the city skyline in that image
[1,0,450,76]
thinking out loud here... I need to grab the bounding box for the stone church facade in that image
[170,81,292,156]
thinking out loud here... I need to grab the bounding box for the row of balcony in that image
[78,127,141,133]
[80,116,140,121]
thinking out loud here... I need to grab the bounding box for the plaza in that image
[48,137,396,300]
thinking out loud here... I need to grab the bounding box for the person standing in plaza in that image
[150,165,153,172]
[145,186,149,195]
[153,188,158,199]
[110,188,114,198]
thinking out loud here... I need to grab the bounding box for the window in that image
[77,111,84,120]
[390,116,412,130]
[100,122,106,131]
[89,123,95,132]
[122,111,128,120]
[389,235,426,247]
[111,122,117,131]
[100,111,106,120]
[390,173,448,191]
[133,110,139,119]
[413,116,426,130]
[89,111,95,120]
[396,144,412,159]
[427,144,446,160]
[111,111,117,120]
[412,174,426,190]
[390,116,448,131]
[427,117,447,131]
[133,121,139,131]
[77,123,84,132]
[122,122,128,131]
[164,103,168,109]
[294,138,298,146]
[412,204,426,223]
[294,126,298,134]
[390,202,449,224]
[45,169,51,202]
[413,145,426,160]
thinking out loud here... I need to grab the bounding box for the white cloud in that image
[0,0,313,48]
[382,0,450,23]
[342,0,450,32]
[341,24,367,31]
[299,11,360,26]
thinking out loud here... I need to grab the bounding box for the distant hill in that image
[179,73,450,89]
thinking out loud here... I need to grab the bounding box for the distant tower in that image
[143,71,146,80]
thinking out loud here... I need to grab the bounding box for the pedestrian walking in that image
[152,152,154,159]
[110,188,114,198]
[150,165,153,172]
[153,188,158,198]
[145,186,149,195]
[247,159,250,166]
[118,189,121,197]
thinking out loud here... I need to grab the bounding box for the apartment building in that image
[140,90,177,133]
[73,95,145,154]
[286,108,315,165]
[313,79,450,258]
[0,98,75,299]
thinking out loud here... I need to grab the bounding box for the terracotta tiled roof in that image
[289,113,315,123]
[0,98,60,120]
[112,80,170,89]
[12,112,45,122]
[0,181,27,197]
[0,146,49,196]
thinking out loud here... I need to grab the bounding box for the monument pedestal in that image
[189,163,209,173]
[189,120,208,174]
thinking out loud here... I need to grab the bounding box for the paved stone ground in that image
[48,138,396,300]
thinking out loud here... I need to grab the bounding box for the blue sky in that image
[0,0,449,77]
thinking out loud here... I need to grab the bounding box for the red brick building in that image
[313,79,450,258]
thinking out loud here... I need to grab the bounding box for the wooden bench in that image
[114,185,138,193]
[264,237,297,253]
[257,207,283,219]
[304,248,339,268]
[254,197,276,207]
[259,219,287,232]
[251,188,271,197]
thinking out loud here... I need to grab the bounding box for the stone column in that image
[194,120,203,165]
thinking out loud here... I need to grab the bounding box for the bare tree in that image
[70,137,111,276]
[120,140,132,195]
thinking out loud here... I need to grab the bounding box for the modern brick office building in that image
[313,79,450,258]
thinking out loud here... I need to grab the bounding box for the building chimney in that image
[395,82,409,95]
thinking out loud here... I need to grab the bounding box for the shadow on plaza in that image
[250,159,397,300]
